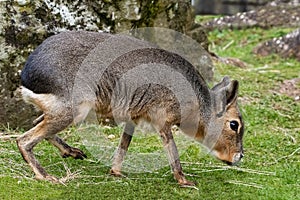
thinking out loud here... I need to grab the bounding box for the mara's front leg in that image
[159,124,195,187]
[110,123,135,177]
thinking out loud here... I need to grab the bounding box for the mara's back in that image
[21,31,211,115]
[21,31,111,95]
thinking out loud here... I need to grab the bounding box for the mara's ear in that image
[211,76,231,92]
[213,79,239,117]
[225,80,239,107]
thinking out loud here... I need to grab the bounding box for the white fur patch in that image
[21,86,96,123]
[232,152,243,164]
[21,86,63,112]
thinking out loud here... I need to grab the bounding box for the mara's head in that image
[204,76,244,166]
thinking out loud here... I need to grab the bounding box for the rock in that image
[253,28,300,61]
[201,0,300,62]
[193,0,269,15]
[202,1,300,30]
[0,0,213,130]
[278,78,300,101]
[269,0,300,6]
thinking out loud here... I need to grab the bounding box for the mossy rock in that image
[0,0,212,130]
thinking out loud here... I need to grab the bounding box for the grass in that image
[1,26,299,199]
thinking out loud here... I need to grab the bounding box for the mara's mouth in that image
[222,160,233,166]
[221,158,244,167]
[212,151,244,166]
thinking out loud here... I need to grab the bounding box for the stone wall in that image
[0,0,212,129]
[193,0,269,15]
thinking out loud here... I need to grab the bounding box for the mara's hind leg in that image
[46,135,87,159]
[46,101,92,160]
[110,123,135,177]
[33,114,87,160]
[17,113,73,182]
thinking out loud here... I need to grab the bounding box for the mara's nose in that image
[240,153,244,159]
[231,152,244,165]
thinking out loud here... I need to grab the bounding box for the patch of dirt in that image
[278,78,300,101]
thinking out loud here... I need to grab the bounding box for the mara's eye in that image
[230,120,239,131]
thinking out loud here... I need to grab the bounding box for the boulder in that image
[202,0,300,30]
[0,0,213,129]
[253,28,300,61]
[201,0,300,62]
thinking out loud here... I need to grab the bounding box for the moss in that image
[4,25,47,49]
[168,1,193,33]
[132,0,161,28]
[34,4,60,26]
[18,5,34,13]
[3,1,49,49]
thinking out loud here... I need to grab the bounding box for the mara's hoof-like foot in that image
[35,174,60,183]
[178,179,197,188]
[62,147,87,160]
[109,169,126,177]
